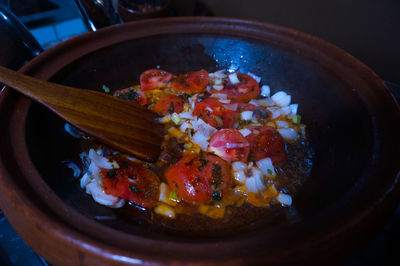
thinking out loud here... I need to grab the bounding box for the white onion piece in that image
[85,180,125,208]
[206,85,211,92]
[267,107,282,119]
[179,112,193,119]
[229,73,240,84]
[239,128,252,137]
[180,121,192,132]
[223,103,238,111]
[277,193,292,206]
[280,106,292,116]
[248,99,258,106]
[232,161,247,171]
[64,123,81,138]
[245,173,266,193]
[233,170,246,185]
[278,128,299,142]
[241,111,253,120]
[80,173,92,188]
[159,182,168,203]
[89,149,119,169]
[289,104,298,116]
[256,157,275,176]
[271,91,291,107]
[192,118,217,138]
[192,131,209,150]
[210,70,226,79]
[205,106,214,113]
[211,93,227,99]
[260,85,271,97]
[213,85,224,91]
[276,120,289,128]
[218,99,231,104]
[247,72,261,83]
[225,142,250,148]
[88,162,102,185]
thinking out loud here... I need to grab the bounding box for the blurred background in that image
[0,0,399,265]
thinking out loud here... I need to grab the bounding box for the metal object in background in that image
[0,2,43,70]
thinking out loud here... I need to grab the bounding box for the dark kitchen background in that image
[0,0,399,265]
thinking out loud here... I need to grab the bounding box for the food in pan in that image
[69,68,313,222]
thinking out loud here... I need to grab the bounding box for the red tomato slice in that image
[140,69,173,90]
[208,129,250,162]
[245,126,287,166]
[102,157,160,208]
[193,98,238,128]
[114,87,147,106]
[152,95,185,115]
[211,72,259,102]
[171,69,210,94]
[165,154,231,204]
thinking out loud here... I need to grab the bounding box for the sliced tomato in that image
[245,126,286,166]
[211,72,259,102]
[114,87,147,106]
[208,128,250,162]
[152,95,185,115]
[140,69,173,90]
[193,98,238,128]
[164,154,231,205]
[102,157,160,208]
[171,69,210,94]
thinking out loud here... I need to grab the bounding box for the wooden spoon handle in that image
[0,66,164,161]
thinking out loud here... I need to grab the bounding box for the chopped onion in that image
[280,106,292,116]
[241,111,253,120]
[239,128,252,137]
[171,113,180,125]
[225,142,250,148]
[278,128,299,142]
[245,171,266,193]
[192,118,217,138]
[271,91,291,107]
[180,121,192,132]
[277,193,292,206]
[247,72,261,83]
[289,104,298,115]
[213,85,224,91]
[158,114,171,123]
[206,85,211,92]
[205,106,214,113]
[218,99,231,104]
[222,103,237,111]
[229,73,240,84]
[256,157,275,176]
[80,173,92,188]
[62,159,81,178]
[249,98,274,107]
[232,161,247,171]
[260,85,271,97]
[179,112,193,119]
[267,107,282,119]
[275,120,289,128]
[64,123,81,138]
[211,93,227,100]
[233,170,246,185]
[192,131,209,150]
[89,149,118,169]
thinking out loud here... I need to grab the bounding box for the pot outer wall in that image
[0,17,400,265]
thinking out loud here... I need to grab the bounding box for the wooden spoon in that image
[0,66,164,162]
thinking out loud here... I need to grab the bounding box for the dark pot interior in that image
[1,18,399,264]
